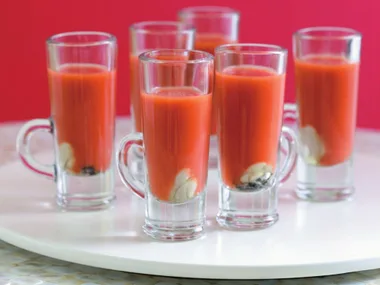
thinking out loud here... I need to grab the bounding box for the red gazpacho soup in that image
[295,55,359,166]
[215,65,285,188]
[195,34,236,135]
[130,54,190,132]
[49,63,116,175]
[142,86,211,202]
[195,34,234,56]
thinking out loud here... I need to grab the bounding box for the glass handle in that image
[16,119,55,179]
[117,132,145,199]
[281,103,298,156]
[283,102,297,122]
[278,125,298,183]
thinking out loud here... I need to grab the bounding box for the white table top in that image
[1,117,380,285]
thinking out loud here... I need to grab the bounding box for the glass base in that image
[216,212,278,230]
[217,184,279,231]
[143,220,205,241]
[56,194,115,211]
[296,157,354,202]
[144,191,206,241]
[296,187,354,202]
[56,167,115,211]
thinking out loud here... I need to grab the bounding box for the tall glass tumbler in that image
[118,50,213,241]
[178,6,240,167]
[214,44,297,230]
[16,32,117,211]
[291,27,361,202]
[129,21,195,132]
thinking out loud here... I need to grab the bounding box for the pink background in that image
[1,0,378,128]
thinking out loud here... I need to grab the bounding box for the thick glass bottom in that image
[143,220,205,241]
[216,211,278,230]
[144,191,206,241]
[296,157,354,202]
[217,184,279,231]
[296,186,354,202]
[56,167,115,211]
[56,193,115,211]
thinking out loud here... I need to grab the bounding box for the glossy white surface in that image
[1,121,380,280]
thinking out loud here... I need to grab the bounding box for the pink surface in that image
[1,0,378,128]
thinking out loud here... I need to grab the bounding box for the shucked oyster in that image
[58,143,99,176]
[299,125,325,165]
[169,169,198,203]
[238,162,274,191]
[59,143,75,172]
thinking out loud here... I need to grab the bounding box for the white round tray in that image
[1,131,380,280]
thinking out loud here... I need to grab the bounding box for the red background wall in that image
[1,0,378,128]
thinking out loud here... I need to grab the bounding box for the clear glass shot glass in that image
[214,44,297,230]
[289,27,361,202]
[129,21,195,132]
[16,31,117,211]
[117,49,213,241]
[178,6,240,168]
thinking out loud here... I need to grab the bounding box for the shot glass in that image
[16,31,117,211]
[129,21,195,132]
[214,44,297,230]
[178,6,240,168]
[289,27,361,202]
[117,50,213,241]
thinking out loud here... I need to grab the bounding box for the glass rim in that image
[293,26,362,40]
[139,49,214,64]
[46,31,116,47]
[129,21,195,35]
[215,43,287,56]
[178,6,240,18]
